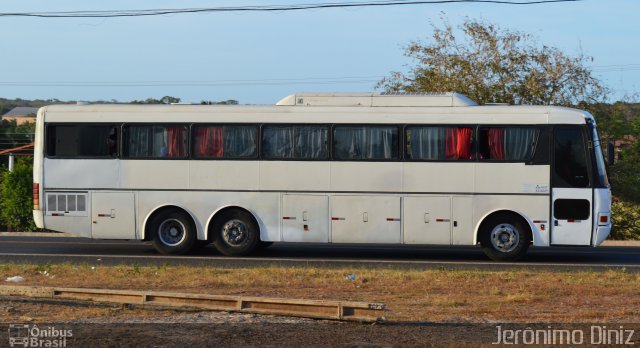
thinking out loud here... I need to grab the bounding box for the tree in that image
[608,113,640,202]
[130,96,181,104]
[377,18,607,106]
[160,96,181,104]
[200,99,239,105]
[0,157,37,231]
[581,99,640,143]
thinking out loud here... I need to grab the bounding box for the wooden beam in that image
[0,285,386,322]
[0,143,33,155]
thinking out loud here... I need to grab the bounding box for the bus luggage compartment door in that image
[281,194,329,242]
[403,196,451,244]
[330,195,401,244]
[91,192,136,239]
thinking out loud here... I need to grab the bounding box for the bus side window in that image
[193,125,258,159]
[261,125,328,160]
[46,124,119,158]
[477,127,539,161]
[553,127,590,188]
[405,126,472,161]
[124,125,188,158]
[333,125,398,160]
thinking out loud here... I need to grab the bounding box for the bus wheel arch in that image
[477,210,532,261]
[144,205,197,255]
[208,206,261,256]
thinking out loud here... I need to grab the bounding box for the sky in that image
[0,0,638,104]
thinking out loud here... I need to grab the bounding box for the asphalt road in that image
[0,235,638,272]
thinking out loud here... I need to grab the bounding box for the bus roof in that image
[38,93,593,125]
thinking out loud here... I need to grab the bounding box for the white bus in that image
[32,92,612,261]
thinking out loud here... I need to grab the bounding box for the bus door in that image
[91,192,136,239]
[551,126,593,245]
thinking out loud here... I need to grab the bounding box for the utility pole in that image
[8,153,14,172]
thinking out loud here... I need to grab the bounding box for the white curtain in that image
[126,126,154,157]
[126,125,175,157]
[262,126,327,159]
[334,126,397,160]
[224,126,257,158]
[505,128,539,161]
[295,126,327,159]
[407,127,446,160]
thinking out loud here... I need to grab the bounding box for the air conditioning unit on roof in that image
[275,92,477,107]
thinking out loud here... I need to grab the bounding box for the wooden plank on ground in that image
[0,285,386,322]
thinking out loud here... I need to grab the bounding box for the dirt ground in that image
[1,263,640,346]
[1,304,638,347]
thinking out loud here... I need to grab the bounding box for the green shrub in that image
[0,157,37,231]
[610,155,640,203]
[610,200,640,240]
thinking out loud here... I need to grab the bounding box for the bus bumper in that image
[33,210,44,229]
[593,223,612,246]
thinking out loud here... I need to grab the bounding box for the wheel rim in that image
[222,219,250,247]
[490,223,519,253]
[158,219,187,247]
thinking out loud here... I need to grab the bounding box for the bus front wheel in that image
[212,210,260,256]
[479,213,531,261]
[149,209,196,255]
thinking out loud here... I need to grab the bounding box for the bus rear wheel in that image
[212,210,259,256]
[479,213,531,261]
[149,209,196,255]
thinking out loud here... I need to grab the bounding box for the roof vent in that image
[276,92,477,107]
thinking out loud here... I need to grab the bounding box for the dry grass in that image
[1,262,640,323]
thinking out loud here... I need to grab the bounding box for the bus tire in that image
[479,213,531,261]
[212,210,260,256]
[149,210,196,255]
[193,240,212,249]
[258,241,274,249]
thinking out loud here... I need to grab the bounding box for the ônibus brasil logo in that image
[8,324,72,348]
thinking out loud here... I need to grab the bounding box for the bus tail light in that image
[33,183,39,210]
[598,214,610,225]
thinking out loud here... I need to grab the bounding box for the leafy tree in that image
[130,96,181,104]
[160,96,181,104]
[377,18,607,106]
[583,101,640,145]
[0,121,35,149]
[610,200,640,240]
[0,157,37,231]
[201,99,239,105]
[608,116,640,203]
[0,121,35,168]
[0,98,61,115]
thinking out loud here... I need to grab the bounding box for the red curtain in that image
[167,127,186,157]
[457,128,472,160]
[445,128,458,159]
[488,128,505,160]
[195,127,223,157]
[445,127,473,160]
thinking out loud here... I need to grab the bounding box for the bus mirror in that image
[607,142,615,166]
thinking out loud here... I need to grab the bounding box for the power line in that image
[591,64,640,73]
[1,64,638,88]
[0,76,383,87]
[0,0,583,18]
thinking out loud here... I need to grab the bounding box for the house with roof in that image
[2,107,38,125]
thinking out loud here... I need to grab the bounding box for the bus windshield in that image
[591,124,609,187]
